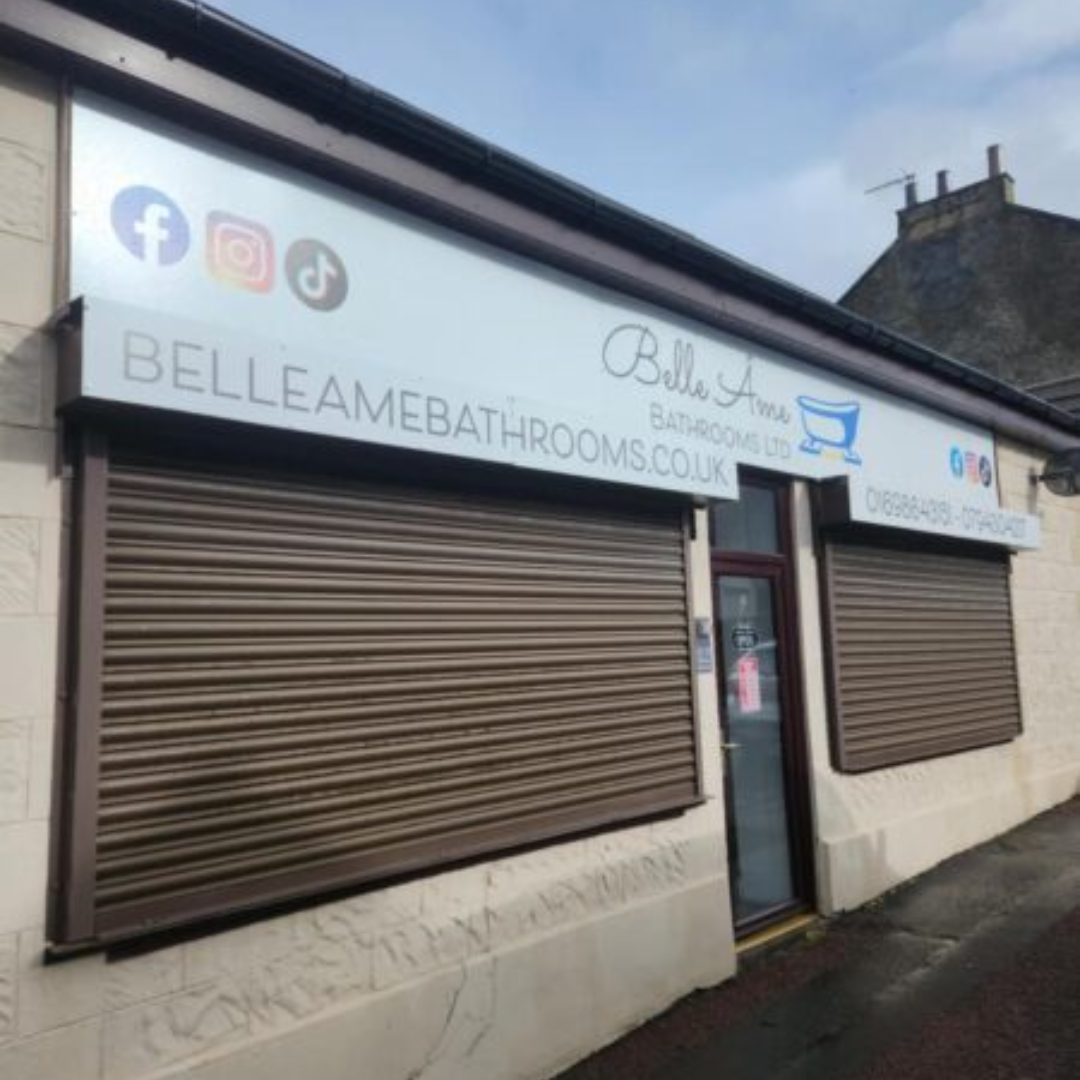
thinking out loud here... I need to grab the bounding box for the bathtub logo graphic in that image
[796,396,862,465]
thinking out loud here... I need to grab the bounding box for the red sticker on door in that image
[737,654,761,714]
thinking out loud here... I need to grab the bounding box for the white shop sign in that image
[68,92,1040,550]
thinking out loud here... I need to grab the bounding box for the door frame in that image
[711,472,817,938]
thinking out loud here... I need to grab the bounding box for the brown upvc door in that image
[711,475,815,937]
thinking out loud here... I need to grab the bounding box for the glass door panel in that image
[716,573,797,925]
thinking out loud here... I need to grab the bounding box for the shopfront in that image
[48,87,1043,950]
[1,5,1078,1080]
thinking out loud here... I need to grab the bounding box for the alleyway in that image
[558,798,1080,1080]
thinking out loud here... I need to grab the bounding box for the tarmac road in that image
[556,797,1080,1080]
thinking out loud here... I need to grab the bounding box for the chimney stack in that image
[897,147,1015,236]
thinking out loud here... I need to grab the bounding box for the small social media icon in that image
[979,455,993,487]
[965,451,979,484]
[949,446,964,479]
[206,211,274,292]
[111,186,190,265]
[285,239,349,311]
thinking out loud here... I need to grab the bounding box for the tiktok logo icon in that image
[110,186,190,266]
[285,239,349,311]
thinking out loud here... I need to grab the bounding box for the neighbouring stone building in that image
[842,147,1080,417]
[0,5,1079,1080]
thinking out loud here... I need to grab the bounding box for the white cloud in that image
[803,0,947,37]
[893,0,1080,80]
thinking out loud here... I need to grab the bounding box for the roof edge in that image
[10,0,1080,444]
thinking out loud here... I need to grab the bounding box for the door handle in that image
[721,741,742,752]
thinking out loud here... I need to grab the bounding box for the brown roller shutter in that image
[59,439,701,946]
[822,539,1021,773]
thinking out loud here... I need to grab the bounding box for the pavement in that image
[556,797,1080,1080]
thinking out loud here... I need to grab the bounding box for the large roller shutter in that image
[822,539,1021,772]
[61,442,701,945]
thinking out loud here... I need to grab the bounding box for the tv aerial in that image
[864,171,916,196]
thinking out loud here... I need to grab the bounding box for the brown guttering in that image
[3,0,1079,451]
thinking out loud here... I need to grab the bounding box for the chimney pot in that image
[988,144,1002,177]
[904,177,918,207]
[936,169,950,197]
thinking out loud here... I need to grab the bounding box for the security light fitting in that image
[1036,446,1080,497]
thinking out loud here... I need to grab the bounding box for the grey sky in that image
[212,0,1080,299]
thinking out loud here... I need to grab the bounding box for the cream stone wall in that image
[0,49,65,1069]
[793,448,1080,914]
[0,56,734,1078]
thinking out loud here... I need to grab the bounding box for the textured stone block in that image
[376,866,489,968]
[26,714,54,822]
[246,922,374,1032]
[473,913,600,1079]
[588,831,690,906]
[0,1019,101,1080]
[103,946,185,1013]
[0,721,29,822]
[104,977,250,1080]
[0,141,49,243]
[0,425,60,520]
[0,618,57,721]
[17,928,105,1037]
[373,906,486,992]
[184,914,299,989]
[0,324,45,428]
[0,933,15,1043]
[102,863,731,1080]
[178,961,493,1080]
[185,888,433,1031]
[484,830,693,955]
[591,877,732,1037]
[0,519,39,615]
[37,334,57,431]
[0,60,57,153]
[304,877,424,944]
[0,230,53,329]
[35,518,60,616]
[0,819,48,933]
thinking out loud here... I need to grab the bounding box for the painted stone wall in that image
[794,446,1080,914]
[0,58,734,1080]
[2,812,732,1080]
[0,51,66,1074]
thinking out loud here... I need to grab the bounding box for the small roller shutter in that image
[822,539,1021,772]
[61,440,701,945]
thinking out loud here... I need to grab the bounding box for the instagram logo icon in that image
[206,211,274,292]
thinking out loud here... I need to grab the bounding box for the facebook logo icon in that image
[110,186,190,265]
